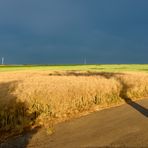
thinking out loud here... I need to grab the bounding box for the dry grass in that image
[0,71,148,139]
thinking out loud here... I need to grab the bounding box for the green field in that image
[0,64,148,72]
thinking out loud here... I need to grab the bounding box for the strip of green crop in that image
[0,64,148,72]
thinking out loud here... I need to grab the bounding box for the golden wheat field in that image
[0,70,148,139]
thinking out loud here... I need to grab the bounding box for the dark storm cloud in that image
[0,0,148,64]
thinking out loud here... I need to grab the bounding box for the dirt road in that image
[1,98,148,148]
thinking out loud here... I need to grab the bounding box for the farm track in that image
[1,98,148,148]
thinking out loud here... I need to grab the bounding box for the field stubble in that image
[0,71,148,140]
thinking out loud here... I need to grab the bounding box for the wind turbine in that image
[84,56,87,65]
[1,57,4,65]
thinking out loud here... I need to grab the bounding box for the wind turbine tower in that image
[84,56,87,65]
[1,57,4,65]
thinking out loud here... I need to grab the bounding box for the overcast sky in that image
[0,0,148,64]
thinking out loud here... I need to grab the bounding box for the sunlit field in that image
[1,64,148,72]
[0,64,148,140]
